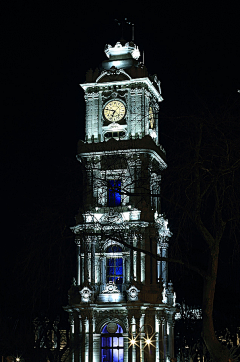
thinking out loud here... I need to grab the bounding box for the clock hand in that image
[113,107,120,116]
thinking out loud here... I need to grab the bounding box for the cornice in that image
[80,77,163,102]
[77,135,167,168]
[71,220,149,234]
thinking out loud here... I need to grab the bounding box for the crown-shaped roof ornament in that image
[104,41,140,60]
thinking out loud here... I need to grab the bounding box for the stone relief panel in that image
[93,309,128,333]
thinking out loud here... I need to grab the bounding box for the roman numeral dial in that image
[103,100,126,122]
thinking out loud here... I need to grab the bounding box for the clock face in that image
[149,107,154,129]
[103,100,126,122]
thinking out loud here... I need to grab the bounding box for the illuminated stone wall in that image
[64,40,177,362]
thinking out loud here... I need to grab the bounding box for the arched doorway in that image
[101,323,124,362]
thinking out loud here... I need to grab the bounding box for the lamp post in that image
[129,324,155,362]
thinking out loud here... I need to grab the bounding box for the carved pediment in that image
[102,282,120,294]
[100,209,124,224]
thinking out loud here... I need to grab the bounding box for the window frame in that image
[107,179,122,207]
[101,324,124,362]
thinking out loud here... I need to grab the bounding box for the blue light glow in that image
[101,324,124,362]
[108,180,121,207]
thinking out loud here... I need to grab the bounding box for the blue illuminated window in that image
[101,324,124,362]
[106,257,123,284]
[108,180,121,207]
[106,245,123,286]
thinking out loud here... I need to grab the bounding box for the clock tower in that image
[64,39,176,362]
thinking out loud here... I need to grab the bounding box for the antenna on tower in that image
[125,18,134,42]
[115,18,134,41]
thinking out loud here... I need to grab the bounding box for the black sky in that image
[2,0,240,329]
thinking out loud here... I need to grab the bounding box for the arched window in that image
[106,245,123,289]
[101,323,124,362]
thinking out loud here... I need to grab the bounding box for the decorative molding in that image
[102,281,120,294]
[96,68,132,83]
[94,309,128,333]
[104,41,140,60]
[153,75,162,95]
[79,286,92,303]
[81,78,163,102]
[126,285,140,301]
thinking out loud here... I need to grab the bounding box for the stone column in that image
[136,236,141,283]
[135,311,141,362]
[157,244,161,283]
[85,92,99,140]
[155,315,159,362]
[83,241,88,285]
[144,90,150,136]
[91,240,96,285]
[124,332,130,362]
[126,252,130,283]
[157,314,165,362]
[76,241,81,286]
[163,319,167,362]
[134,249,137,282]
[81,316,87,362]
[128,315,133,362]
[145,230,151,286]
[93,332,100,362]
[123,257,125,289]
[99,256,104,292]
[168,317,175,360]
[141,251,145,283]
[89,312,93,362]
[74,314,80,362]
[102,258,106,285]
[130,235,134,282]
[151,237,157,285]
[161,243,168,286]
[68,314,74,362]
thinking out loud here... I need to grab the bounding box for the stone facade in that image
[64,40,176,362]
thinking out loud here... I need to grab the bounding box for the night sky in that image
[2,0,240,350]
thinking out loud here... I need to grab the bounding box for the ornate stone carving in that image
[153,75,162,95]
[107,322,118,333]
[95,68,131,83]
[93,309,128,333]
[126,285,140,301]
[99,210,124,224]
[156,310,166,323]
[79,286,92,303]
[104,41,140,60]
[102,281,120,294]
